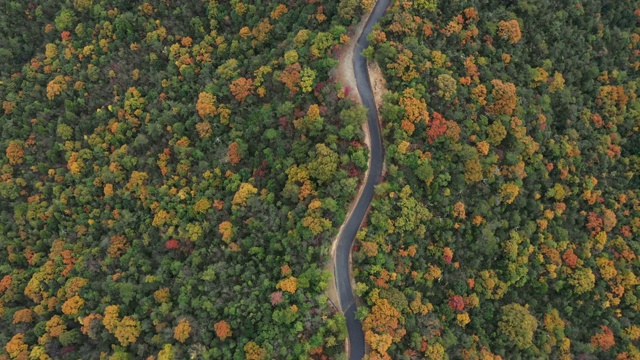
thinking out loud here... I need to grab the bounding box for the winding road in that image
[334,1,390,359]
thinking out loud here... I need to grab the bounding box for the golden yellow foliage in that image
[596,257,617,281]
[114,316,141,346]
[270,4,288,20]
[487,79,517,116]
[107,235,129,258]
[453,202,466,219]
[103,305,120,332]
[244,341,268,360]
[46,315,66,337]
[549,72,565,93]
[104,183,114,197]
[46,75,68,100]
[5,333,28,359]
[193,198,211,214]
[499,182,520,204]
[361,241,379,257]
[277,276,298,294]
[154,288,170,303]
[5,141,24,165]
[232,183,258,208]
[424,265,442,281]
[365,331,393,356]
[625,326,640,341]
[61,295,85,315]
[196,121,212,139]
[173,319,192,343]
[239,26,251,39]
[195,92,217,119]
[12,308,33,325]
[498,19,522,44]
[218,221,234,243]
[158,344,175,360]
[425,342,445,360]
[457,312,471,327]
[476,141,490,156]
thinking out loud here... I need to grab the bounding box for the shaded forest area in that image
[0,0,373,358]
[354,0,640,359]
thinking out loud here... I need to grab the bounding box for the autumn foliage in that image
[276,276,298,294]
[230,77,254,102]
[427,112,448,144]
[497,20,522,44]
[5,141,24,165]
[214,320,232,340]
[487,79,517,116]
[174,318,192,343]
[591,325,615,351]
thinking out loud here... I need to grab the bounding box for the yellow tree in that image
[158,344,175,360]
[277,276,298,294]
[300,67,316,93]
[498,20,522,44]
[174,318,192,343]
[362,298,403,340]
[399,88,429,125]
[114,316,141,346]
[232,183,258,208]
[154,287,170,303]
[103,305,120,332]
[464,158,483,183]
[5,141,24,165]
[61,295,85,315]
[498,303,538,350]
[5,334,28,359]
[487,79,517,116]
[271,4,288,20]
[453,202,466,219]
[196,92,217,119]
[12,309,33,325]
[244,341,268,360]
[193,198,211,214]
[218,221,234,243]
[46,75,69,100]
[46,315,66,338]
[499,182,520,204]
[107,235,129,258]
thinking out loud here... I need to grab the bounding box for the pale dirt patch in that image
[367,61,388,177]
[367,61,388,112]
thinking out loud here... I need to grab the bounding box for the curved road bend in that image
[335,1,390,359]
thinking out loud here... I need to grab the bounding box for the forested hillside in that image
[354,0,640,358]
[0,0,371,358]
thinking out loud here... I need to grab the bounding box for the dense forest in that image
[0,0,373,358]
[3,0,640,359]
[353,0,640,359]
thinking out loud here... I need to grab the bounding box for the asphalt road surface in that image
[334,1,390,359]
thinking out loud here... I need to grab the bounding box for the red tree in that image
[448,295,465,312]
[427,112,448,144]
[165,239,179,250]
